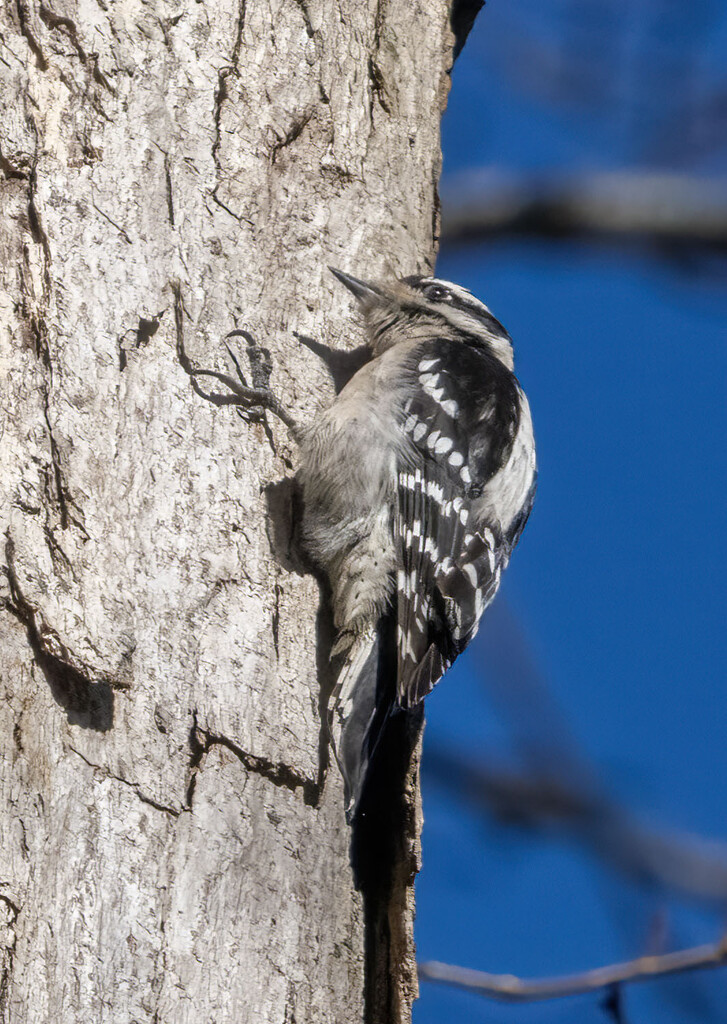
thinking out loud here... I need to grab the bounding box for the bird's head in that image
[329,268,514,370]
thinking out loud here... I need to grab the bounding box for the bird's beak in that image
[328,267,384,303]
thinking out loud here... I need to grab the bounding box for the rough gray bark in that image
[0,2,453,1022]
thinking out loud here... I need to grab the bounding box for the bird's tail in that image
[329,618,395,822]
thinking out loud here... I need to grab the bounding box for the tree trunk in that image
[0,2,453,1021]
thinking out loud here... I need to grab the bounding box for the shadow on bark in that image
[4,535,114,732]
[350,612,424,1024]
[264,477,307,577]
[265,480,337,806]
[36,657,113,732]
[294,334,372,394]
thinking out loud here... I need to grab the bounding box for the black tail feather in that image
[334,614,398,822]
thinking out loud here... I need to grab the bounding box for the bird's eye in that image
[424,285,450,302]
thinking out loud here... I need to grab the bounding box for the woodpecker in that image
[185,270,536,820]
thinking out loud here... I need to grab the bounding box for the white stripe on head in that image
[418,277,493,316]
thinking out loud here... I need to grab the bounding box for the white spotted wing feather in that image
[394,339,533,708]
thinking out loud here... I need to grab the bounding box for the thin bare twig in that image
[419,934,727,1003]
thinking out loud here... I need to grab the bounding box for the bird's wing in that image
[394,338,520,708]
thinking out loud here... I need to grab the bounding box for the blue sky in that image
[415,4,727,1022]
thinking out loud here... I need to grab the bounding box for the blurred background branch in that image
[424,744,727,906]
[440,171,727,254]
[419,933,727,1002]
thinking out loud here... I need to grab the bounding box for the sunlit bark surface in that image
[0,2,453,1021]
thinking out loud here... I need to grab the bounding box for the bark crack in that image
[15,0,48,70]
[40,386,89,540]
[149,887,170,1024]
[27,161,51,295]
[42,397,68,531]
[38,6,85,59]
[18,128,53,371]
[158,10,184,48]
[67,745,181,817]
[270,110,314,164]
[291,0,314,38]
[271,581,281,660]
[0,894,18,1019]
[211,0,246,179]
[208,189,250,224]
[186,713,321,809]
[0,897,20,920]
[25,137,89,546]
[37,2,113,90]
[367,0,390,115]
[91,198,132,243]
[163,152,175,226]
[18,252,50,368]
[23,134,89,541]
[367,58,390,115]
[0,146,28,180]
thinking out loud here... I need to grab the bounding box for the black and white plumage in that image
[297,270,537,820]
